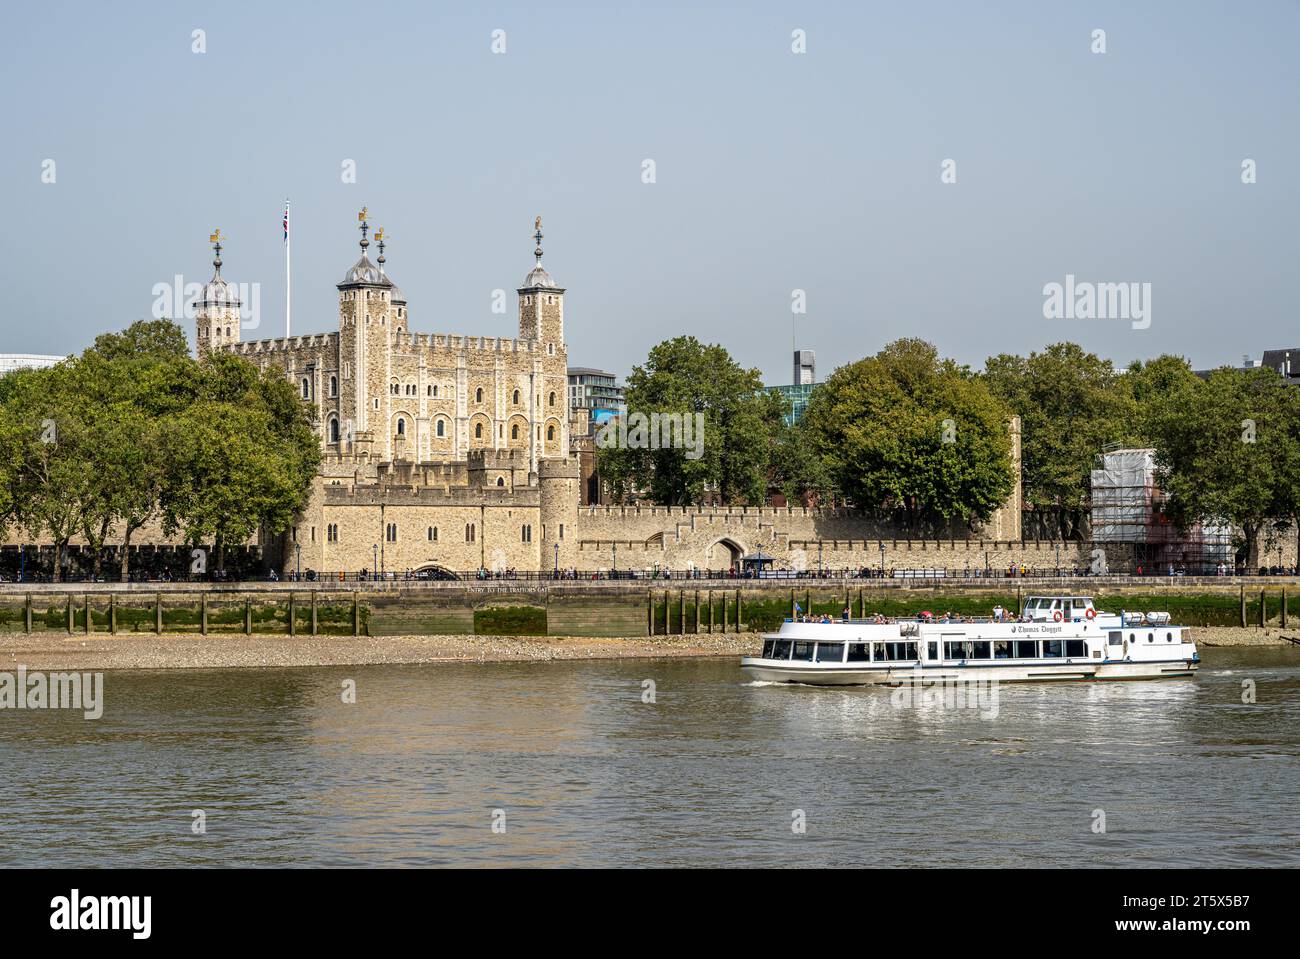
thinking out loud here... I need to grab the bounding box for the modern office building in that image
[767,350,820,426]
[567,367,625,433]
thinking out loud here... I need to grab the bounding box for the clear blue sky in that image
[3,0,1296,383]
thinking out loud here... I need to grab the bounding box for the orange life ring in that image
[1052,610,1063,622]
[1085,608,1096,619]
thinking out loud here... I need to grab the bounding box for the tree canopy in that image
[802,339,1014,533]
[0,320,320,580]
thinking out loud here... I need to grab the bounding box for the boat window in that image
[927,641,938,660]
[877,642,917,661]
[1128,633,1136,643]
[773,640,792,659]
[1011,640,1038,658]
[791,642,814,662]
[762,640,776,657]
[993,641,1010,659]
[1072,599,1086,609]
[1064,640,1085,657]
[945,640,990,660]
[815,642,845,664]
[1042,640,1063,658]
[847,643,871,663]
[1051,599,1062,610]
[1108,631,1122,646]
[967,641,991,660]
[1167,632,1173,642]
[1147,633,1154,644]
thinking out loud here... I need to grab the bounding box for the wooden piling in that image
[289,592,296,636]
[311,591,318,636]
[24,594,32,635]
[352,591,360,636]
[156,593,163,634]
[200,593,208,635]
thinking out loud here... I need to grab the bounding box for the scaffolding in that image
[1090,448,1235,573]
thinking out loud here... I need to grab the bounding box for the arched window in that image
[511,424,519,440]
[301,378,310,399]
[474,423,483,439]
[512,389,520,404]
[428,526,438,542]
[436,419,445,437]
[329,418,340,443]
[475,387,483,403]
[496,477,505,487]
[396,418,406,437]
[548,391,556,406]
[547,424,555,441]
[225,326,231,338]
[329,375,338,397]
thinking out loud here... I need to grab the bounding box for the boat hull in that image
[739,658,1198,686]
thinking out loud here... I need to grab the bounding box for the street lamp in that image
[879,543,885,579]
[372,543,378,581]
[818,541,823,577]
[554,542,559,575]
[612,542,618,576]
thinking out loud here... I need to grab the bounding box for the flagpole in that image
[285,198,291,339]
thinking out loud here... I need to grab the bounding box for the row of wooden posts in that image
[645,587,880,634]
[648,589,746,634]
[18,592,362,636]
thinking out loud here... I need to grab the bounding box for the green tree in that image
[161,352,320,570]
[0,363,98,581]
[983,342,1136,540]
[804,339,1013,533]
[1144,365,1300,570]
[74,321,196,580]
[597,337,783,505]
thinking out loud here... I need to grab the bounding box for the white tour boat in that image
[740,595,1199,685]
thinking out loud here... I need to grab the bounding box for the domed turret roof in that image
[198,273,241,308]
[521,264,559,289]
[338,253,393,289]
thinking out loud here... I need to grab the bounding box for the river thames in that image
[2,648,1297,867]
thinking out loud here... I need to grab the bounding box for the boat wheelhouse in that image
[740,595,1198,686]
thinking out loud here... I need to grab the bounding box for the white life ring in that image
[1052,610,1063,622]
[1085,608,1096,620]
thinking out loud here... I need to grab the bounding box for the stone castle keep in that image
[196,211,1034,577]
[11,212,1038,578]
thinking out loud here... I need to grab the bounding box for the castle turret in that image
[540,456,581,571]
[337,208,398,457]
[195,229,241,358]
[517,216,564,354]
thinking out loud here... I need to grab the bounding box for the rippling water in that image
[1,648,1298,867]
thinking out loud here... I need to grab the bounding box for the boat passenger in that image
[842,606,851,622]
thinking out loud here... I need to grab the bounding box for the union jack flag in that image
[283,202,289,242]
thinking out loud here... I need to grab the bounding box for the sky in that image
[3,0,1297,385]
